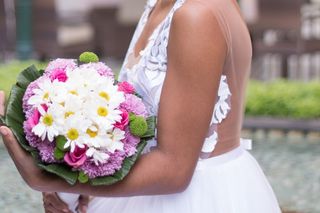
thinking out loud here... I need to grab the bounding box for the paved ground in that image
[0,131,319,213]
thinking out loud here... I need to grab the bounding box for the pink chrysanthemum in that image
[79,129,140,178]
[45,59,77,76]
[23,121,57,163]
[123,129,140,156]
[80,151,126,179]
[120,94,148,117]
[37,141,57,163]
[22,78,41,116]
[80,62,114,78]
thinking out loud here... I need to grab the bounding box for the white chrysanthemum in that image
[86,148,109,165]
[66,67,102,98]
[63,115,91,152]
[61,94,83,119]
[32,104,64,142]
[83,124,108,149]
[50,80,68,104]
[105,128,125,153]
[83,99,122,132]
[28,79,55,106]
[94,80,125,109]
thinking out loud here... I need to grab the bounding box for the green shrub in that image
[0,61,46,98]
[245,80,320,119]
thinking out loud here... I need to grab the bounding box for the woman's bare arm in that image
[1,2,227,197]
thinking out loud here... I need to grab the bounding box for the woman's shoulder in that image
[172,0,223,32]
[171,0,226,45]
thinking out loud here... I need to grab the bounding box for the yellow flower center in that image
[67,128,79,141]
[86,128,98,138]
[97,106,108,117]
[69,90,78,95]
[64,111,74,118]
[43,92,49,100]
[99,91,110,101]
[43,114,53,126]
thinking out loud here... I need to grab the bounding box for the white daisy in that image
[50,80,68,104]
[83,99,122,132]
[28,78,55,106]
[66,67,102,98]
[105,128,125,153]
[86,148,109,165]
[83,124,108,149]
[61,94,83,119]
[94,79,125,109]
[32,104,64,142]
[63,115,91,152]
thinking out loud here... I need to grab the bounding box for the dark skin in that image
[0,0,233,211]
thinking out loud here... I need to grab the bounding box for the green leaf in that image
[78,171,89,184]
[0,115,6,126]
[4,65,41,152]
[56,136,68,151]
[90,139,148,186]
[5,85,34,151]
[38,163,79,185]
[16,65,42,89]
[54,148,65,160]
[142,116,156,139]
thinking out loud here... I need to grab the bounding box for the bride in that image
[0,0,281,212]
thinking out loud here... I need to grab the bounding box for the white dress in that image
[59,0,281,212]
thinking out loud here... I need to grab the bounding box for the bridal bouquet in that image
[0,52,155,185]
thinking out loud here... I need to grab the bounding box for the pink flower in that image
[50,68,68,82]
[120,94,148,117]
[26,108,40,129]
[41,104,48,112]
[118,81,135,94]
[64,146,87,168]
[80,62,114,78]
[114,109,129,130]
[45,59,77,75]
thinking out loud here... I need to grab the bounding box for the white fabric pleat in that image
[67,146,280,213]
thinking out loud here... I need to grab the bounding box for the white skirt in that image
[59,146,281,213]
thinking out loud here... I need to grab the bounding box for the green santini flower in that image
[79,52,99,63]
[129,116,148,137]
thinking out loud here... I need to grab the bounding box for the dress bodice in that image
[119,0,252,154]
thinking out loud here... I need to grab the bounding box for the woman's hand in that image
[0,91,56,191]
[43,192,90,213]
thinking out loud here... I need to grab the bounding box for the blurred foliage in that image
[246,80,320,119]
[0,61,46,98]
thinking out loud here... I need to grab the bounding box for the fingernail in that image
[0,127,8,136]
[63,209,69,213]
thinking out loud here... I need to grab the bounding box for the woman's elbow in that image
[166,166,194,194]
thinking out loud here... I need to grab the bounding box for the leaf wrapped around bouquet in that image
[1,52,156,185]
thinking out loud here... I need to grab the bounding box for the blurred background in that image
[0,0,320,212]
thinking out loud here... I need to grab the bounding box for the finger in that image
[44,203,71,213]
[43,192,71,213]
[0,90,5,116]
[77,195,90,213]
[0,126,29,162]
